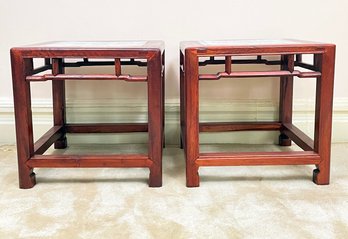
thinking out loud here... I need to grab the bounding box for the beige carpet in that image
[1,143,348,238]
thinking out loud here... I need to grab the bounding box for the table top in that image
[180,39,333,51]
[16,40,164,51]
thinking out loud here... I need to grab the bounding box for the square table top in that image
[180,39,333,51]
[15,40,164,51]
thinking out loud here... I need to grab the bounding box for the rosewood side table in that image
[11,41,165,188]
[180,39,335,187]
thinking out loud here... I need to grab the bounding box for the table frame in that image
[180,41,335,187]
[11,42,165,188]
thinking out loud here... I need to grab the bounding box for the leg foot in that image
[313,168,330,185]
[279,133,291,146]
[186,165,199,187]
[149,164,162,187]
[19,171,36,189]
[54,137,67,149]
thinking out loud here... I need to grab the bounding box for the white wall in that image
[1,0,347,144]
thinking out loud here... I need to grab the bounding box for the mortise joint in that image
[115,58,121,76]
[225,56,232,74]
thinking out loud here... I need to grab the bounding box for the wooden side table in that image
[11,41,165,188]
[180,39,335,187]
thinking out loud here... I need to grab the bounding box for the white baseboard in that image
[1,98,347,145]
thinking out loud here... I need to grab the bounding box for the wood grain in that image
[27,74,147,82]
[282,123,314,151]
[28,154,152,168]
[199,122,281,132]
[11,50,36,189]
[312,46,336,185]
[34,126,64,155]
[66,123,148,133]
[199,70,320,80]
[197,152,321,166]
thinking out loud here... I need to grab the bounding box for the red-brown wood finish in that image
[11,41,165,188]
[313,47,336,185]
[147,50,163,186]
[184,49,200,187]
[279,54,294,146]
[180,39,335,187]
[11,54,36,189]
[52,58,67,149]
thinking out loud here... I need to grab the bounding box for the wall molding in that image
[1,98,348,144]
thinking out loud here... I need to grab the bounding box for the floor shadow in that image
[200,174,311,182]
[163,147,186,178]
[36,177,148,184]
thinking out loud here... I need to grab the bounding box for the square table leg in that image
[179,50,185,149]
[161,52,166,148]
[313,46,336,185]
[184,49,200,187]
[279,55,294,146]
[52,58,67,149]
[148,51,163,187]
[11,52,36,189]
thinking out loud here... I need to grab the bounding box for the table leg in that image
[148,51,163,187]
[184,50,200,187]
[180,50,185,149]
[161,52,166,148]
[52,58,67,149]
[279,55,294,146]
[313,46,336,185]
[11,53,36,189]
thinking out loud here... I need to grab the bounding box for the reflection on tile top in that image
[36,41,147,48]
[200,39,301,46]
